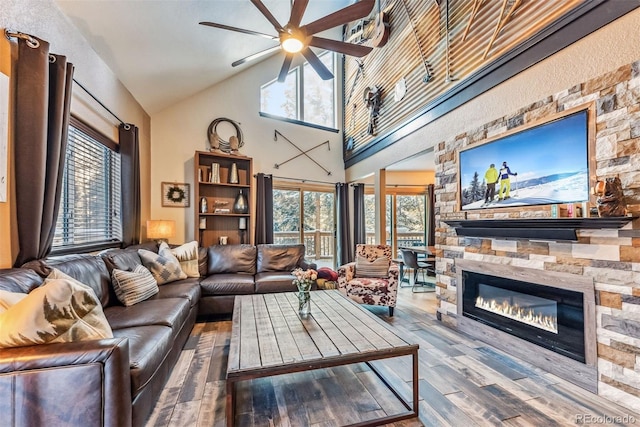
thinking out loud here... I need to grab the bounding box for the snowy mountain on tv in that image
[461,169,589,210]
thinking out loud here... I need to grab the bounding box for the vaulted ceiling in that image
[55,0,351,114]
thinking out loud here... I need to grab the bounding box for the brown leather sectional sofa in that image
[0,243,314,427]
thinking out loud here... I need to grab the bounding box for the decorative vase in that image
[233,190,248,214]
[228,162,239,184]
[199,197,208,213]
[298,286,311,317]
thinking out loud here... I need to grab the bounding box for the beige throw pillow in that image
[138,244,187,285]
[111,265,159,306]
[170,241,200,278]
[355,256,390,278]
[0,269,113,348]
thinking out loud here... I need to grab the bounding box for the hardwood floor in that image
[145,288,639,426]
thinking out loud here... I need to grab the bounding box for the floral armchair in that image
[337,244,399,316]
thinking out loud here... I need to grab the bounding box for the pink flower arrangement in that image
[292,268,317,291]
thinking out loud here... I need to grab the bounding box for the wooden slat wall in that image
[343,0,584,157]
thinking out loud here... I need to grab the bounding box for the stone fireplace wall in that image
[434,60,640,411]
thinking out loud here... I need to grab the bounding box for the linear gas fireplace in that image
[455,259,597,393]
[462,271,585,362]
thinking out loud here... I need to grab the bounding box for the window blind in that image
[53,118,122,251]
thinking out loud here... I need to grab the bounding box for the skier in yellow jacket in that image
[484,164,499,204]
[498,161,518,200]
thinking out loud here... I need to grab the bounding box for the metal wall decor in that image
[273,130,332,176]
[364,85,382,135]
[207,117,244,153]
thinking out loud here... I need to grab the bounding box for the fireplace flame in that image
[475,296,558,334]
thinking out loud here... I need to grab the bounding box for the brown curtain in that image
[427,184,435,247]
[120,123,141,247]
[13,36,74,266]
[336,183,352,265]
[353,183,366,245]
[254,173,273,244]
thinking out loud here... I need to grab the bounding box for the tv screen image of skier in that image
[458,108,591,211]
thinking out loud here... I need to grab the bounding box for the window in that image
[260,52,336,129]
[53,117,122,252]
[273,184,335,268]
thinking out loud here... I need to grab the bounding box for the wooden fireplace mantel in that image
[443,217,634,241]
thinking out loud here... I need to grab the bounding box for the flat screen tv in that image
[458,107,593,211]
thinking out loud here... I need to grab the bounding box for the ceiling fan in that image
[200,0,375,82]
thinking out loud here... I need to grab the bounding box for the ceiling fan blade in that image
[301,0,375,36]
[278,54,294,82]
[250,0,284,32]
[232,45,281,67]
[289,0,309,27]
[199,22,278,40]
[301,48,333,80]
[309,36,373,57]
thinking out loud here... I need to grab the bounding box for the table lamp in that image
[147,219,176,244]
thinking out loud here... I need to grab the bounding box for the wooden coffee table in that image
[226,290,419,426]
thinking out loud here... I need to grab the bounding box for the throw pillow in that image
[355,256,390,278]
[111,265,159,306]
[0,269,113,348]
[138,245,187,285]
[169,241,200,278]
[0,290,26,314]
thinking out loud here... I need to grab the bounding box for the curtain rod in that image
[72,78,129,129]
[254,174,336,186]
[4,29,130,130]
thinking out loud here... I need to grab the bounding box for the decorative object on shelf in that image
[213,200,229,207]
[208,131,220,152]
[292,268,317,317]
[214,208,231,214]
[207,118,244,154]
[210,163,220,183]
[199,196,208,213]
[219,236,228,245]
[199,217,207,230]
[230,135,240,153]
[233,189,248,214]
[146,219,175,244]
[595,177,627,217]
[162,182,190,207]
[273,130,332,175]
[238,217,247,244]
[228,162,239,184]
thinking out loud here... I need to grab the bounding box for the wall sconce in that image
[146,219,176,244]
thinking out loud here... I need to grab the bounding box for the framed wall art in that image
[162,182,190,207]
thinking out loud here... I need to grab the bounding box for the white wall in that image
[151,51,346,243]
[345,8,640,182]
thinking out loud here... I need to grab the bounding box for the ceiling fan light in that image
[281,36,304,53]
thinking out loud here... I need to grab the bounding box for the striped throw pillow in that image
[355,256,390,278]
[111,265,158,306]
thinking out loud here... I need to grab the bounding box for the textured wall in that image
[0,0,151,265]
[435,61,640,411]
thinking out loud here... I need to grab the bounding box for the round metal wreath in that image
[165,185,186,203]
[207,117,244,153]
